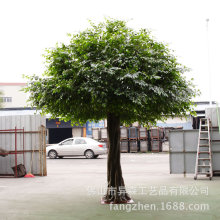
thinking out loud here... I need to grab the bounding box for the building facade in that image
[0,83,27,108]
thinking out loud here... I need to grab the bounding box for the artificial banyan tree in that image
[25,19,197,203]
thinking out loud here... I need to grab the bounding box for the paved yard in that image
[0,153,219,220]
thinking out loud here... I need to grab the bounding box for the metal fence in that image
[0,115,46,177]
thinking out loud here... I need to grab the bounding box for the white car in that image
[46,137,107,159]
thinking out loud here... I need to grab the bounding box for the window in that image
[61,139,73,145]
[0,97,12,103]
[75,139,87,144]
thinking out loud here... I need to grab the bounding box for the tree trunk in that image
[102,113,131,204]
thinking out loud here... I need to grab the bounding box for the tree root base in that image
[101,197,134,204]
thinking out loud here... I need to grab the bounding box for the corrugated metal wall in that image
[0,115,46,176]
[205,107,220,127]
[72,128,83,137]
[169,129,220,174]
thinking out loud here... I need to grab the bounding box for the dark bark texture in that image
[102,113,131,203]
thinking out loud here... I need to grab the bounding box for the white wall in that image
[0,83,27,108]
[157,116,191,124]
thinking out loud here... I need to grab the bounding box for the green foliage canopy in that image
[25,19,198,124]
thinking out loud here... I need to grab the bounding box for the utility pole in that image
[206,18,212,106]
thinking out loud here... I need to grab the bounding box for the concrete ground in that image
[0,153,220,220]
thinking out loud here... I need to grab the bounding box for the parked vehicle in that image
[46,137,107,159]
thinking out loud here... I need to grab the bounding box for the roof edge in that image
[0,83,27,86]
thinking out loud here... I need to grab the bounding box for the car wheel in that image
[58,156,64,159]
[94,155,99,159]
[85,150,94,159]
[48,150,57,159]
